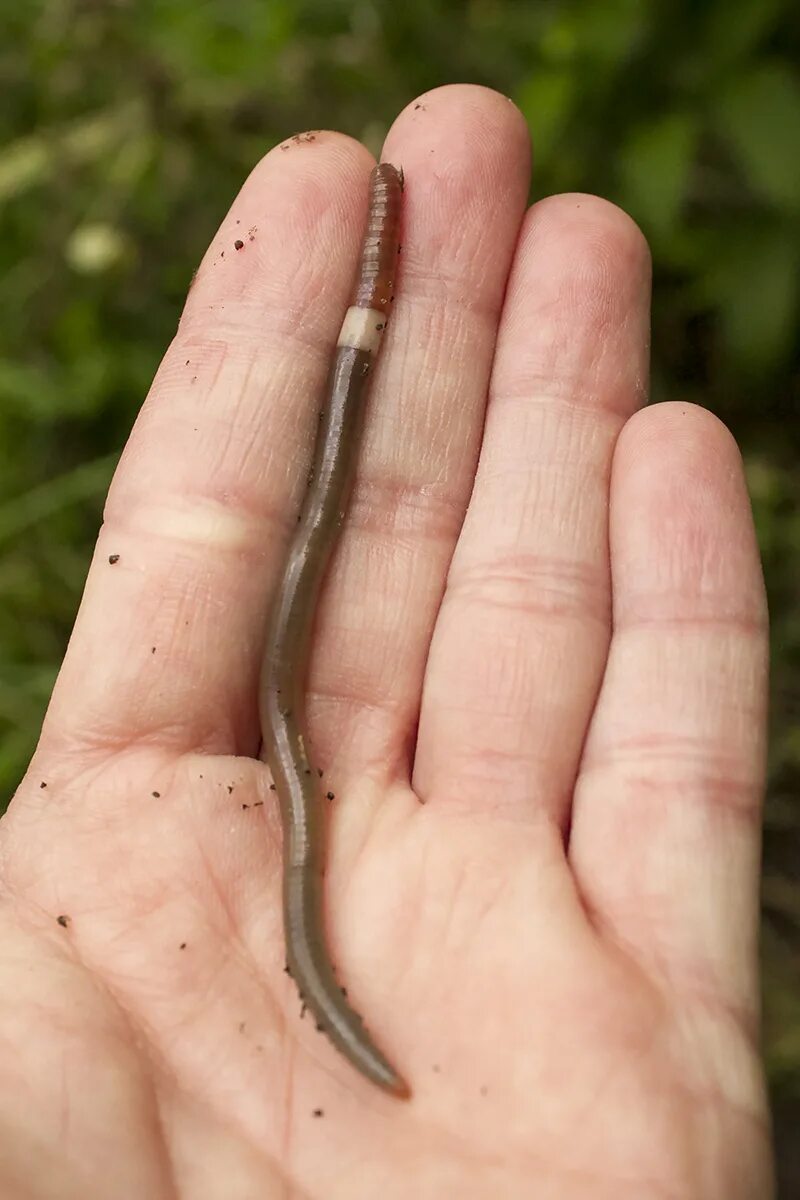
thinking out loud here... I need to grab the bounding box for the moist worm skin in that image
[259,164,407,1098]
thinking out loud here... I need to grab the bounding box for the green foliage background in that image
[1,0,798,1189]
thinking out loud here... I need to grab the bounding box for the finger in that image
[39,134,375,760]
[301,86,531,786]
[569,403,769,1028]
[413,195,651,826]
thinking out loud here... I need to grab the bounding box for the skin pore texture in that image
[259,163,408,1097]
[0,86,772,1199]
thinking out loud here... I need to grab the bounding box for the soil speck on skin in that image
[151,647,156,654]
[179,943,187,950]
[108,554,120,564]
[281,131,318,151]
[185,359,190,365]
[40,781,47,789]
[234,239,244,250]
[152,791,160,798]
[313,1108,324,1118]
[248,226,257,241]
[227,785,234,794]
[269,784,276,791]
[241,803,249,810]
[326,791,335,801]
[57,915,70,928]
[254,800,263,807]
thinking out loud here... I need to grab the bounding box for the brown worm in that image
[259,163,408,1098]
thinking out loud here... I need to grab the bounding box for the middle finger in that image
[305,85,531,789]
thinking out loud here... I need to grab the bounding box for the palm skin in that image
[0,86,772,1198]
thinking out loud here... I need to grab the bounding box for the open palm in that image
[1,86,771,1198]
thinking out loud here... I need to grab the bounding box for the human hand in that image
[0,85,771,1198]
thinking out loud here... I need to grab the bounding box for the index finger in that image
[40,134,375,761]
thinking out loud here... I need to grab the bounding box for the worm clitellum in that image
[259,163,408,1098]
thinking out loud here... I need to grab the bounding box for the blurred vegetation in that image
[1,0,798,1190]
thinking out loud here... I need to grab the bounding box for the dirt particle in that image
[254,800,263,807]
[248,226,257,241]
[281,131,318,150]
[317,768,323,777]
[108,554,120,564]
[151,646,156,654]
[40,781,47,789]
[228,785,234,794]
[185,359,190,365]
[241,803,249,810]
[179,942,187,950]
[326,791,335,801]
[269,783,276,791]
[312,1108,324,1118]
[152,791,160,798]
[57,915,70,928]
[234,239,244,250]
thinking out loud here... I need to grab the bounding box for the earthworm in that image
[259,163,408,1098]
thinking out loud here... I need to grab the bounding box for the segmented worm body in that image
[259,164,407,1097]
